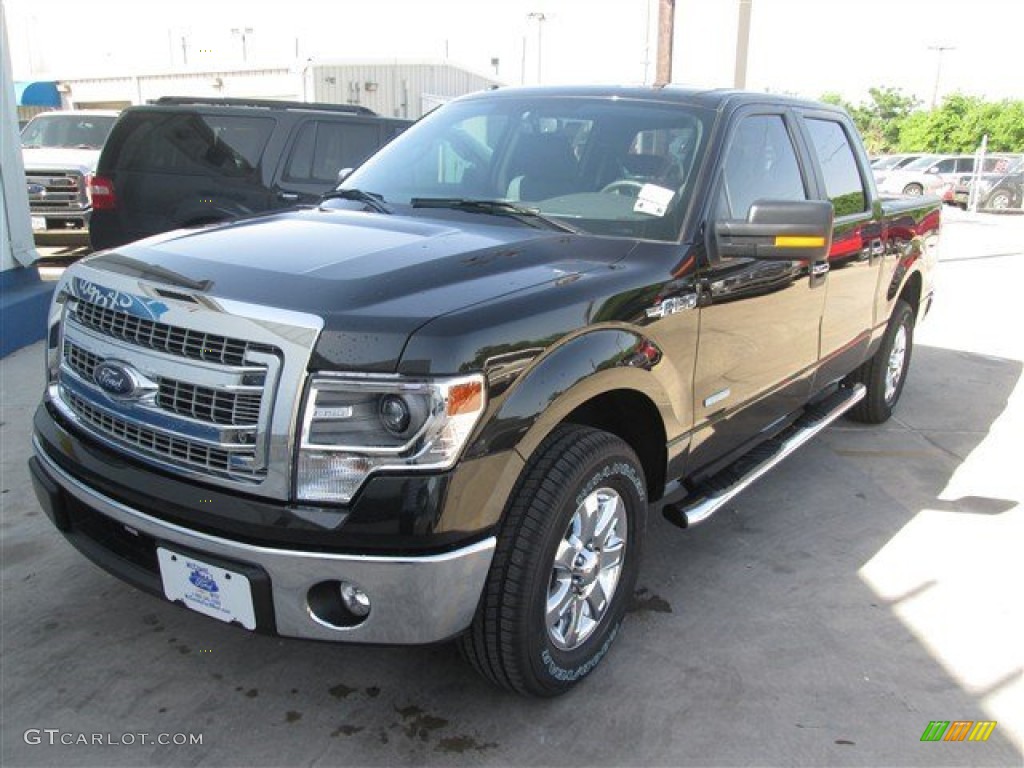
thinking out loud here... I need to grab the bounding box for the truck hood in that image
[85,207,633,372]
[22,147,100,173]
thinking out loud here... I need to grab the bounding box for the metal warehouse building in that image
[53,60,500,119]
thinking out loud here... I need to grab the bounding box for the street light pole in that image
[231,27,254,64]
[527,12,547,84]
[928,45,955,109]
[734,0,752,89]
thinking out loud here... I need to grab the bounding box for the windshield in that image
[331,95,712,241]
[872,155,905,170]
[21,114,117,149]
[901,155,943,172]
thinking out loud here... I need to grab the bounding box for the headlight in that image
[45,279,71,384]
[296,374,486,503]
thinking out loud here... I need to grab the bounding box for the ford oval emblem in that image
[188,567,220,593]
[93,361,137,398]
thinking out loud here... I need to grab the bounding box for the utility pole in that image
[734,0,752,89]
[527,12,547,84]
[928,45,955,109]
[654,0,675,86]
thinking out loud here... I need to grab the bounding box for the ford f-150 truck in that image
[21,110,119,245]
[30,86,939,697]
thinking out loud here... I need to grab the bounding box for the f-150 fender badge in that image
[703,388,731,408]
[645,293,698,319]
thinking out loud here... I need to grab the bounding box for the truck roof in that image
[457,84,847,114]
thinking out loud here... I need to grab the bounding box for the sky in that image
[5,0,1024,107]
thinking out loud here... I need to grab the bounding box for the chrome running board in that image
[663,383,866,528]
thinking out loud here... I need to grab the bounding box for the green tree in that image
[821,88,1024,154]
[819,88,920,154]
[896,93,1024,152]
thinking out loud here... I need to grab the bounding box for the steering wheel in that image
[600,179,645,198]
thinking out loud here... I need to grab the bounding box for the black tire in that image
[847,299,915,424]
[458,425,646,697]
[984,189,1012,210]
[902,183,924,196]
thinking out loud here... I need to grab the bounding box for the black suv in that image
[89,97,410,250]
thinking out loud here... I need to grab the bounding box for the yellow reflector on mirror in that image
[775,235,826,248]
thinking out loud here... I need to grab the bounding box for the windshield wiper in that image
[409,198,580,233]
[320,188,392,214]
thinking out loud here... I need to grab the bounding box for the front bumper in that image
[30,436,495,645]
[31,209,91,246]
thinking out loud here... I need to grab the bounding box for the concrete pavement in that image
[1,209,1021,766]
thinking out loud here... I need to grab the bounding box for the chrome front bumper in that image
[33,437,495,645]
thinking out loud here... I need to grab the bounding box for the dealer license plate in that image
[157,548,256,630]
[31,216,47,232]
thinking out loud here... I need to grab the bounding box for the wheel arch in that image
[470,328,682,506]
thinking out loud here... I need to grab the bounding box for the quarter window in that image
[119,113,274,178]
[805,118,867,216]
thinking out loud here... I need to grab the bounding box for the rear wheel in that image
[984,189,1012,210]
[902,183,924,196]
[847,299,915,424]
[458,425,646,696]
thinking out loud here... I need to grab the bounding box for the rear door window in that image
[804,118,867,216]
[284,121,382,183]
[114,112,274,179]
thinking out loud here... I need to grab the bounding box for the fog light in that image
[339,582,371,617]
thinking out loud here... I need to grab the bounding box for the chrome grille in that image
[65,341,100,380]
[63,340,263,427]
[73,300,252,366]
[26,171,87,211]
[65,391,247,476]
[51,269,321,500]
[157,380,262,426]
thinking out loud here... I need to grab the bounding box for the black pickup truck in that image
[30,86,939,697]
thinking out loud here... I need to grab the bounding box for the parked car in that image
[31,86,939,696]
[21,110,119,245]
[88,97,411,250]
[870,153,925,185]
[952,156,1023,209]
[877,153,1016,201]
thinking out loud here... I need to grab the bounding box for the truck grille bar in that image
[65,390,241,476]
[73,300,256,366]
[26,171,88,211]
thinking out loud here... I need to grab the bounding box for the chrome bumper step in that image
[662,383,866,528]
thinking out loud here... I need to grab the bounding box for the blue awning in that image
[14,81,61,107]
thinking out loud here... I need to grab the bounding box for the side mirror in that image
[337,168,353,184]
[714,200,833,261]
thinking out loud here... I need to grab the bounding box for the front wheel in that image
[458,425,646,696]
[847,299,915,424]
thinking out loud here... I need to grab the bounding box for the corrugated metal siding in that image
[62,69,299,107]
[57,63,497,116]
[311,63,498,118]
